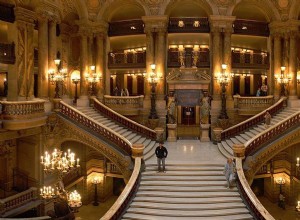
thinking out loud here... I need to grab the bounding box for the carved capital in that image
[142,15,168,33]
[15,7,35,24]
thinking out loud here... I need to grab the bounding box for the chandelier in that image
[68,190,82,209]
[215,64,231,86]
[275,66,291,85]
[40,186,56,199]
[41,149,80,173]
[48,57,68,98]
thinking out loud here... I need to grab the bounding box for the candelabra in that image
[215,64,230,119]
[85,65,101,96]
[40,186,56,199]
[92,177,101,206]
[275,66,291,96]
[275,177,285,194]
[68,190,82,212]
[48,58,67,98]
[148,64,159,119]
[72,76,80,104]
[41,148,80,174]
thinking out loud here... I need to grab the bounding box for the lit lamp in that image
[297,70,300,84]
[40,186,56,199]
[48,58,68,98]
[68,190,82,212]
[41,148,80,174]
[85,65,101,96]
[92,176,101,206]
[148,64,159,119]
[296,201,300,212]
[275,177,286,194]
[71,76,80,104]
[215,64,230,119]
[275,66,291,96]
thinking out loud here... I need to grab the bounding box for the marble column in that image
[80,33,89,97]
[289,32,297,98]
[96,34,105,98]
[14,7,35,100]
[37,14,49,98]
[155,28,166,97]
[48,19,57,71]
[145,29,155,97]
[273,33,281,98]
[223,28,233,100]
[211,28,221,100]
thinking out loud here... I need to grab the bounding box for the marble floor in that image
[74,140,294,220]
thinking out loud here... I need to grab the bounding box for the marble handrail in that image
[103,95,144,108]
[233,95,274,109]
[0,187,37,215]
[221,97,286,140]
[101,158,141,220]
[236,159,275,220]
[0,99,45,119]
[93,98,156,140]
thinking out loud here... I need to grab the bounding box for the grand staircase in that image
[218,107,298,158]
[76,106,156,160]
[122,163,253,220]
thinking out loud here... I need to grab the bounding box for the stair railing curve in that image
[59,101,132,155]
[92,98,156,140]
[221,97,287,140]
[101,157,141,220]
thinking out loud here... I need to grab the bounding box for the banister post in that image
[132,143,145,172]
[233,143,245,158]
[53,98,61,112]
[154,127,164,142]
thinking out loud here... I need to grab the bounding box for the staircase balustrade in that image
[244,110,300,156]
[236,159,275,220]
[0,187,38,217]
[233,95,274,115]
[101,158,141,220]
[221,97,286,140]
[93,98,156,140]
[0,100,45,120]
[59,101,132,155]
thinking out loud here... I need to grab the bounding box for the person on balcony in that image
[155,142,168,173]
[256,87,261,96]
[260,83,268,96]
[113,86,119,96]
[278,193,285,210]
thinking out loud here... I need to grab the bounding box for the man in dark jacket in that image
[155,142,168,172]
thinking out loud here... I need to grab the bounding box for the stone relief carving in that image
[272,0,290,21]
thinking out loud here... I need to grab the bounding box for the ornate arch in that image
[229,0,281,22]
[163,0,216,16]
[96,0,148,22]
[43,114,132,181]
[244,128,300,184]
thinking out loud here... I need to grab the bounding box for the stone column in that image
[211,27,221,100]
[37,13,48,99]
[223,28,233,100]
[14,7,35,100]
[289,31,297,98]
[96,34,104,98]
[144,29,154,98]
[48,19,57,71]
[155,28,167,97]
[273,33,282,99]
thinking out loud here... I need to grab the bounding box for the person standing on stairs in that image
[264,110,271,128]
[224,158,236,189]
[155,142,168,173]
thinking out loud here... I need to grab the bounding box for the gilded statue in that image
[200,91,211,124]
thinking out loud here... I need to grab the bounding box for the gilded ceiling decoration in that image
[272,0,290,20]
[61,0,77,19]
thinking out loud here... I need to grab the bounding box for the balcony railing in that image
[168,17,210,33]
[232,50,269,69]
[108,51,146,69]
[108,19,144,36]
[233,95,274,115]
[233,19,269,37]
[0,43,15,64]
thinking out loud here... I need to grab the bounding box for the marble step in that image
[129,135,142,144]
[225,139,234,148]
[142,170,224,176]
[122,213,254,220]
[132,196,243,204]
[244,131,256,138]
[140,180,228,187]
[124,207,250,218]
[230,137,242,145]
[141,175,225,181]
[126,132,136,140]
[145,164,224,170]
[138,185,238,192]
[129,201,246,210]
[249,129,259,136]
[220,141,233,154]
[217,143,233,158]
[136,191,240,198]
[238,134,251,142]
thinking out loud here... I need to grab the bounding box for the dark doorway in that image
[110,77,114,95]
[182,106,195,125]
[127,75,133,95]
[233,75,240,95]
[244,76,250,96]
[137,75,144,95]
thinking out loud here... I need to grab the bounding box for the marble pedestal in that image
[200,124,210,142]
[167,124,177,142]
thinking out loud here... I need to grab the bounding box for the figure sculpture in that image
[167,95,176,124]
[200,91,211,124]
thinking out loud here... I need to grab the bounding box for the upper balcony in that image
[231,49,269,69]
[233,19,269,37]
[108,19,144,37]
[168,17,210,33]
[0,43,15,64]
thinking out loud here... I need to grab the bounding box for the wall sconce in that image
[71,75,80,104]
[85,65,102,96]
[92,176,101,206]
[148,64,159,119]
[275,66,291,96]
[48,57,68,98]
[275,177,285,194]
[215,64,230,119]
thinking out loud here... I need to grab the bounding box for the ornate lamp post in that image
[85,65,101,96]
[92,176,101,206]
[216,64,230,119]
[275,66,291,96]
[275,177,285,194]
[72,76,80,104]
[48,58,67,98]
[148,64,159,119]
